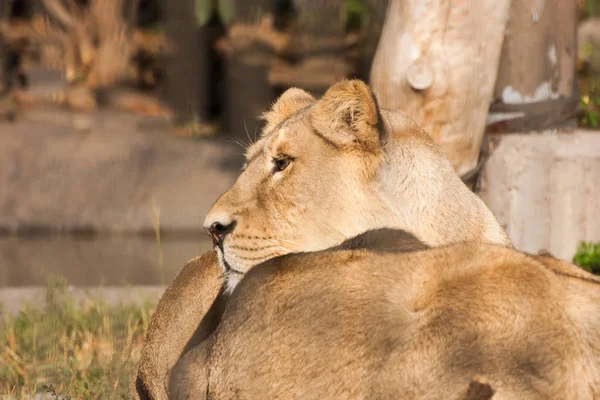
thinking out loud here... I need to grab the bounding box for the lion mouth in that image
[216,246,245,276]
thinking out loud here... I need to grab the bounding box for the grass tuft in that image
[573,241,600,275]
[0,275,155,399]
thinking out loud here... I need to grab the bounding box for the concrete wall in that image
[0,110,241,234]
[2,110,598,264]
[480,130,600,261]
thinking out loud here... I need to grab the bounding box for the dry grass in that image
[31,0,132,88]
[0,275,156,399]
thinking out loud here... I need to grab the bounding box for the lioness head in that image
[205,80,510,290]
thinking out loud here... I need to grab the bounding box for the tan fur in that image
[261,87,315,133]
[130,251,223,399]
[131,80,510,399]
[169,236,600,399]
[206,80,510,291]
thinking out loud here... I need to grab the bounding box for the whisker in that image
[244,119,255,148]
[266,238,308,252]
[229,244,278,252]
[229,136,249,151]
[235,252,281,261]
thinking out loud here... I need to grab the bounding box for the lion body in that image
[169,234,600,399]
[133,80,598,400]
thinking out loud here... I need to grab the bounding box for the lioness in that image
[205,79,510,292]
[169,229,600,399]
[131,80,510,399]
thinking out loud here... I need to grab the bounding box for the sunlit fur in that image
[169,230,600,399]
[204,80,510,292]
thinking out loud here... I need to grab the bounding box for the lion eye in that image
[273,157,292,172]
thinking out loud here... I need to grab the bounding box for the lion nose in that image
[205,220,236,246]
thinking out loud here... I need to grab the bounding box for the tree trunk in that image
[0,1,6,95]
[163,0,210,125]
[268,0,350,96]
[369,0,511,176]
[220,0,275,142]
[123,0,140,29]
[488,0,578,133]
[357,0,389,82]
[221,49,274,141]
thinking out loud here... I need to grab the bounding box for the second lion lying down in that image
[134,79,600,399]
[169,228,600,399]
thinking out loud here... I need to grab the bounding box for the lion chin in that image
[215,247,245,294]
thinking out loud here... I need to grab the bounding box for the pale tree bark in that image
[370,0,511,176]
[488,0,578,133]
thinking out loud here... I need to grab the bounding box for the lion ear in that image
[262,88,315,133]
[310,79,383,152]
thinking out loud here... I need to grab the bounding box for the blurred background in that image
[0,0,597,286]
[0,0,598,397]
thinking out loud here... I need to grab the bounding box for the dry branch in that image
[0,0,167,113]
[32,0,167,90]
[39,0,77,28]
[215,15,289,58]
[215,14,358,60]
[33,0,132,88]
